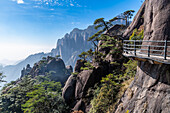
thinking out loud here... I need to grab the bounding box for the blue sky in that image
[0,0,143,65]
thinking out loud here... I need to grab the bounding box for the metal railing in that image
[123,40,170,61]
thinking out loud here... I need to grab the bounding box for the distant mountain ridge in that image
[1,52,51,82]
[0,25,98,83]
[51,25,99,66]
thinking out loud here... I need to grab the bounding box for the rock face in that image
[21,57,73,85]
[115,62,170,113]
[143,0,170,41]
[123,1,145,39]
[62,60,117,112]
[115,0,170,112]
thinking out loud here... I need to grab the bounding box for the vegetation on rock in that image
[76,10,137,112]
[89,60,137,113]
[129,28,144,40]
[0,57,71,113]
[22,81,69,113]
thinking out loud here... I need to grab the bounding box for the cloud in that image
[71,22,80,25]
[12,0,24,4]
[70,3,74,6]
[17,0,24,4]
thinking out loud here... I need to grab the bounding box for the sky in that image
[0,0,143,65]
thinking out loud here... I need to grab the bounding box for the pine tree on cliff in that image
[88,17,119,56]
[88,10,135,52]
[122,10,135,26]
[78,51,87,61]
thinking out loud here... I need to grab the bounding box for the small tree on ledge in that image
[55,55,61,59]
[79,52,88,61]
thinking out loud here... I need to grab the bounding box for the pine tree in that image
[22,81,69,113]
[79,51,88,61]
[88,17,120,59]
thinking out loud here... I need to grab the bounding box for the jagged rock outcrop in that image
[115,0,170,112]
[1,52,51,83]
[105,24,127,38]
[21,57,73,84]
[51,26,99,67]
[21,64,32,78]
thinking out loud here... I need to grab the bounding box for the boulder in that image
[73,62,113,112]
[74,60,86,73]
[46,58,65,72]
[75,70,94,99]
[62,74,77,105]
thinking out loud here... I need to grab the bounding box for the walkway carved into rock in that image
[123,40,170,64]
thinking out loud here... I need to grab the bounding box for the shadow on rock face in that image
[138,61,170,86]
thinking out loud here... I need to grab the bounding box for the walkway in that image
[123,40,170,64]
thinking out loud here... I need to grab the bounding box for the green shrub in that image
[22,81,69,113]
[90,74,121,113]
[89,60,137,113]
[129,29,144,40]
[81,61,94,70]
[123,60,137,79]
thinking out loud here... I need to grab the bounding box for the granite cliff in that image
[115,0,170,112]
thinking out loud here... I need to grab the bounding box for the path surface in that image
[123,50,170,64]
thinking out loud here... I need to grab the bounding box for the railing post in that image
[123,40,125,54]
[164,39,167,60]
[134,40,136,56]
[148,45,150,57]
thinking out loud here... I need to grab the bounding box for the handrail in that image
[124,44,166,48]
[123,40,170,61]
[123,40,170,43]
